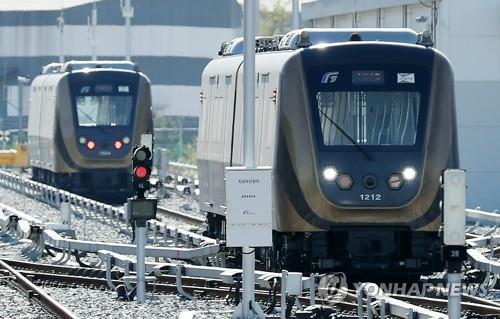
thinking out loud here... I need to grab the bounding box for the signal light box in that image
[225,167,273,247]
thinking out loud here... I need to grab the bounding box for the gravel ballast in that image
[0,277,57,319]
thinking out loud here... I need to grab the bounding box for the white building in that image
[302,0,500,210]
[0,0,242,123]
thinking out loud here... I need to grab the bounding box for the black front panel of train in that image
[302,44,434,208]
[68,71,139,160]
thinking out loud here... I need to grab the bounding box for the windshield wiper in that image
[318,108,372,160]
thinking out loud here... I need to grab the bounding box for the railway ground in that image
[0,168,499,318]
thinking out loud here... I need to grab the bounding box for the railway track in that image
[0,259,78,319]
[2,168,500,318]
[3,259,500,318]
[156,205,205,227]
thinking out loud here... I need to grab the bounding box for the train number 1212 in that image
[360,194,382,201]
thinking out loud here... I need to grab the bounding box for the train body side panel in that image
[39,75,62,171]
[28,75,46,166]
[198,52,293,217]
[198,57,242,214]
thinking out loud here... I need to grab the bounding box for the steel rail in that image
[0,259,323,308]
[0,259,79,319]
[156,205,205,225]
[5,259,498,317]
[167,161,198,178]
[391,294,500,316]
[467,248,500,275]
[466,208,500,226]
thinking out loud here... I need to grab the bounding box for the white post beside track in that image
[136,225,146,304]
[242,1,256,318]
[443,169,467,319]
[447,272,462,319]
[225,1,273,317]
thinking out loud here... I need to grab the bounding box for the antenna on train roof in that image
[297,30,312,48]
[349,33,362,41]
[417,30,434,47]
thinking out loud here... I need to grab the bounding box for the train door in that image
[27,77,44,165]
[254,72,265,164]
[197,74,216,211]
[259,73,277,166]
[208,75,225,208]
[231,64,245,168]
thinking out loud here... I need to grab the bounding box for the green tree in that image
[260,0,291,36]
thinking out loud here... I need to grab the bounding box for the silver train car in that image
[197,29,459,274]
[28,61,153,201]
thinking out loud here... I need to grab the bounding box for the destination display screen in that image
[94,84,114,93]
[352,70,384,85]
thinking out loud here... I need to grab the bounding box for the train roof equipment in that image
[58,60,139,73]
[218,36,283,56]
[41,63,64,74]
[219,28,434,56]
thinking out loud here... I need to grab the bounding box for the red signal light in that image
[87,140,96,150]
[114,140,123,150]
[134,166,148,179]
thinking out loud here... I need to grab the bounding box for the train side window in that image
[261,73,269,83]
[265,88,276,149]
[217,95,224,143]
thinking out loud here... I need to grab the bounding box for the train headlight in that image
[322,166,338,181]
[123,136,130,144]
[402,166,417,181]
[86,140,96,150]
[336,174,353,190]
[114,140,123,150]
[79,137,87,144]
[387,174,403,189]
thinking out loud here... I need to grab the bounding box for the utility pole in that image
[121,0,134,60]
[16,76,30,144]
[242,1,256,318]
[57,10,65,63]
[88,0,98,60]
[292,0,301,29]
[254,0,260,34]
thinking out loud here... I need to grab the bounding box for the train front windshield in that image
[69,72,139,128]
[76,93,133,127]
[316,91,420,146]
[309,67,430,150]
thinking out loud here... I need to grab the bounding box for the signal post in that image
[442,169,467,318]
[227,1,272,318]
[127,134,157,304]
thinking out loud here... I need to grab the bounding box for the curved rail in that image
[156,205,205,225]
[0,259,79,319]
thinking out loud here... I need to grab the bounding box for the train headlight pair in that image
[322,166,338,181]
[78,137,96,150]
[402,166,417,181]
[322,166,353,190]
[387,166,417,190]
